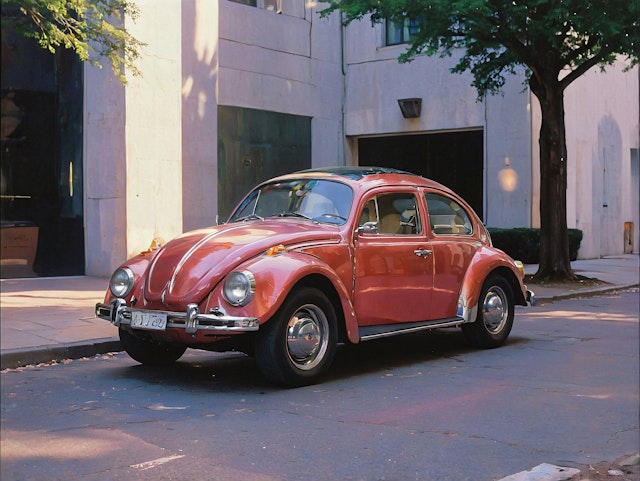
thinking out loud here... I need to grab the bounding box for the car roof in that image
[300,166,414,179]
[269,166,455,193]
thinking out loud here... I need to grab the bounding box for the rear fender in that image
[457,246,528,323]
[203,251,359,343]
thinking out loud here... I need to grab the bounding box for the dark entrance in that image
[217,106,311,220]
[1,25,84,278]
[358,130,484,219]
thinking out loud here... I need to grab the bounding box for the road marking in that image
[131,454,185,471]
[497,463,580,481]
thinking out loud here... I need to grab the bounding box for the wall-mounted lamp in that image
[397,98,422,118]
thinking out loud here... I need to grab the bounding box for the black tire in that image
[119,328,187,366]
[255,287,338,387]
[462,275,514,349]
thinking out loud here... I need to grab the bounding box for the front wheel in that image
[119,328,187,366]
[462,275,514,349]
[255,287,337,387]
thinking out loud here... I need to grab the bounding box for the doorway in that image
[358,130,484,219]
[1,27,84,278]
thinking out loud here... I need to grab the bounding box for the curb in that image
[0,338,121,370]
[533,283,639,303]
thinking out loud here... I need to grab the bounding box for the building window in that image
[229,0,281,12]
[385,17,419,46]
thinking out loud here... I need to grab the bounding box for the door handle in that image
[413,249,433,258]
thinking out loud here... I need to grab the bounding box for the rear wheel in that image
[255,287,337,387]
[119,328,187,366]
[462,275,514,348]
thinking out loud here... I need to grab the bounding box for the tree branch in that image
[559,43,614,91]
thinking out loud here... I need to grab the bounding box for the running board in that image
[358,317,465,341]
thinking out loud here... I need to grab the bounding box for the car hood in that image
[143,220,339,308]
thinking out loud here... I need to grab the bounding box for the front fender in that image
[203,251,358,342]
[101,252,155,304]
[457,246,528,322]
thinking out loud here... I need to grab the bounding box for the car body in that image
[96,166,534,386]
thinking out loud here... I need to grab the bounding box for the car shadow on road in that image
[109,329,530,392]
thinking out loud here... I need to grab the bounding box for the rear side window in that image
[425,193,473,235]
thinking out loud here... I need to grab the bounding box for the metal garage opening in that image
[358,130,484,220]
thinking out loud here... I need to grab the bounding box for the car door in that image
[352,190,434,326]
[423,190,479,319]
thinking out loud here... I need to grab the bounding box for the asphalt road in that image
[2,289,638,481]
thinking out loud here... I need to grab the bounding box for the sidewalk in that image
[1,255,638,370]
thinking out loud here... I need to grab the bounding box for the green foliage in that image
[487,227,583,264]
[321,0,639,98]
[1,0,145,84]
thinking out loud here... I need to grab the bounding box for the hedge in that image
[486,227,583,264]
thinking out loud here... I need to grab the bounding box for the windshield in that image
[228,179,354,226]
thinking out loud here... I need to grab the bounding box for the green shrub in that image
[486,227,583,264]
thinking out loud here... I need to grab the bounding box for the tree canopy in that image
[1,0,144,84]
[322,0,638,280]
[323,0,638,97]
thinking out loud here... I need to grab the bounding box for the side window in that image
[425,193,473,235]
[229,0,281,12]
[358,193,421,235]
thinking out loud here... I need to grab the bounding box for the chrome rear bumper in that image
[95,299,259,334]
[526,289,535,306]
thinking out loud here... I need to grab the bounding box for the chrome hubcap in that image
[482,286,508,334]
[286,304,328,371]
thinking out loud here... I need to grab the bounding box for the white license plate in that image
[130,311,167,331]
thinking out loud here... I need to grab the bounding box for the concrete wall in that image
[217,1,344,164]
[531,60,639,258]
[85,0,183,276]
[566,61,639,257]
[124,0,183,259]
[342,19,533,229]
[179,1,345,230]
[181,1,220,232]
[85,1,344,275]
[84,57,127,276]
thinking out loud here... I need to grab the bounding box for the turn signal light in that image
[266,244,287,256]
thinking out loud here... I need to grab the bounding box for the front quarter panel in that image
[101,252,155,305]
[203,250,358,341]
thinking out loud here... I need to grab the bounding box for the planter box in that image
[1,221,39,278]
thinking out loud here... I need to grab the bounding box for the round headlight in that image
[109,267,135,298]
[223,271,256,306]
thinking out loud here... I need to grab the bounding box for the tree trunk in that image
[531,79,576,280]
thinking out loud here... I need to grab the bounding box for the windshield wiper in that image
[236,213,264,222]
[275,211,312,221]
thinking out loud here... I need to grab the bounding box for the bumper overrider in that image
[95,298,260,334]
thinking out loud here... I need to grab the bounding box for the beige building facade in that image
[83,0,639,277]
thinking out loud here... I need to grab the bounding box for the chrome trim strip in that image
[359,317,464,341]
[95,302,259,332]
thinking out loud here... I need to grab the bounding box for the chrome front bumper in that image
[95,299,259,334]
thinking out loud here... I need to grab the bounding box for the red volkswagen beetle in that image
[96,167,533,386]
